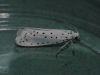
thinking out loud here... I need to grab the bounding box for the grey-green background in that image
[0,0,100,75]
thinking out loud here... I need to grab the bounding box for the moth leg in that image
[56,41,70,58]
[71,40,75,56]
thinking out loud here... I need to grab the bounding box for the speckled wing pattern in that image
[15,27,73,46]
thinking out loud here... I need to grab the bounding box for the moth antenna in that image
[60,21,78,33]
[71,24,78,33]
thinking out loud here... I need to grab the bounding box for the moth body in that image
[15,27,80,46]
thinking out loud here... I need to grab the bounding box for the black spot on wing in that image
[51,36,53,38]
[62,33,64,35]
[33,34,35,36]
[37,32,39,34]
[26,39,28,41]
[25,33,27,35]
[42,32,45,34]
[37,42,49,45]
[24,33,27,38]
[24,35,26,38]
[63,40,65,42]
[56,42,58,43]
[50,32,52,34]
[70,31,72,34]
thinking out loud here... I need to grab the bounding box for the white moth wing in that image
[15,28,73,46]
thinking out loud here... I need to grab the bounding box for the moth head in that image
[74,33,80,42]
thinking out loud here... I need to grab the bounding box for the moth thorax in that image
[74,32,79,37]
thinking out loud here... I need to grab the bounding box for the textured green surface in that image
[0,0,100,75]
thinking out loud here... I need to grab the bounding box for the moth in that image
[15,27,80,57]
